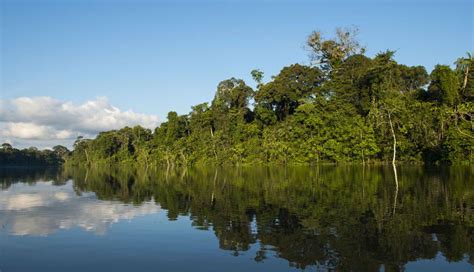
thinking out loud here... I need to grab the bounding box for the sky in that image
[1,0,473,149]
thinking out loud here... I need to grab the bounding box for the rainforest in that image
[1,29,473,166]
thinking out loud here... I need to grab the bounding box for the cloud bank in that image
[0,97,160,149]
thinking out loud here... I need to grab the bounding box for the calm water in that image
[0,166,472,272]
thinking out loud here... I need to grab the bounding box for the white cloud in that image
[0,96,160,148]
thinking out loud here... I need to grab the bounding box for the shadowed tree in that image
[428,65,460,106]
[255,64,324,121]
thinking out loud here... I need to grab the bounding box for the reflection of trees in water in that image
[4,165,473,270]
[70,165,474,270]
[0,167,68,189]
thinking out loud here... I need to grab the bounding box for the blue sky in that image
[0,0,473,148]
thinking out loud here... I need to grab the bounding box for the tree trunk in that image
[84,149,90,165]
[210,127,218,162]
[388,111,399,210]
[462,66,469,90]
[387,112,397,166]
[85,168,89,183]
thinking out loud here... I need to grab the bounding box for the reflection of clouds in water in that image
[4,194,45,210]
[54,191,69,201]
[0,181,160,236]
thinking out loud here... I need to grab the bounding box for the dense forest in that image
[0,143,69,167]
[3,28,473,166]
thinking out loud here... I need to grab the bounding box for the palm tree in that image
[455,51,473,90]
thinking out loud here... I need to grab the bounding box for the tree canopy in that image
[28,28,472,166]
[0,144,69,166]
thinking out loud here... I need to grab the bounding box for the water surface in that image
[0,166,472,271]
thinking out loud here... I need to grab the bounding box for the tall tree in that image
[428,65,460,106]
[255,64,324,121]
[455,52,474,101]
[307,26,365,74]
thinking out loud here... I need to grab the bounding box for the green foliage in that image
[455,52,474,101]
[306,26,365,73]
[67,30,473,166]
[428,65,460,106]
[250,69,264,87]
[255,64,323,121]
[0,143,68,166]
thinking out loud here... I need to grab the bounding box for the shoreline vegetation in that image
[1,28,473,167]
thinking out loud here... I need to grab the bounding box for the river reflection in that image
[0,165,472,271]
[0,181,159,236]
